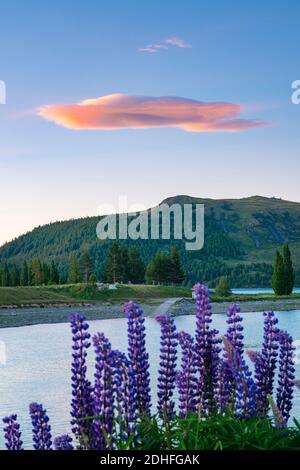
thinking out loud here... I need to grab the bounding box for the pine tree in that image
[31,258,44,286]
[10,263,20,287]
[170,246,185,285]
[89,273,97,284]
[127,248,145,284]
[102,243,127,284]
[271,251,285,296]
[80,251,93,284]
[146,251,173,284]
[2,262,10,287]
[282,243,294,295]
[68,256,81,284]
[49,260,59,285]
[20,260,29,286]
[215,276,231,297]
[119,245,130,282]
[42,262,50,285]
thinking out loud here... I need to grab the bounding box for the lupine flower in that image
[216,359,231,411]
[193,284,221,413]
[220,305,245,410]
[156,314,178,420]
[276,330,295,424]
[92,333,114,449]
[29,403,52,450]
[248,311,279,416]
[225,304,244,357]
[111,350,137,438]
[2,283,300,451]
[123,301,151,414]
[233,358,257,419]
[54,434,73,450]
[222,328,257,418]
[2,414,23,450]
[177,331,197,417]
[69,312,93,445]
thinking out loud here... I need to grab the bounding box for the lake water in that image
[0,310,300,449]
[232,288,300,294]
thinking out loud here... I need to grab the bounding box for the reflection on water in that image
[0,310,300,449]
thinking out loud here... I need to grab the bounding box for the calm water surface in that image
[232,287,300,294]
[0,310,300,449]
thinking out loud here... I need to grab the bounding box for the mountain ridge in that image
[0,195,299,287]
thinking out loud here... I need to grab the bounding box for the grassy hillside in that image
[0,195,300,287]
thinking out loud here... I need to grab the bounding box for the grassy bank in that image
[1,284,300,307]
[0,284,191,307]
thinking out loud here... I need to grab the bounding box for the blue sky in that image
[0,0,299,244]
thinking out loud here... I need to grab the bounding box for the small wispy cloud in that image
[139,37,191,53]
[165,37,191,49]
[139,44,168,53]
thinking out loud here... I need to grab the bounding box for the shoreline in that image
[0,301,160,329]
[0,297,300,329]
[170,298,300,316]
[0,301,97,310]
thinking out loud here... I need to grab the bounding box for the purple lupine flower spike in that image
[217,359,231,411]
[3,414,23,450]
[221,304,245,409]
[69,312,93,446]
[222,308,256,419]
[276,330,295,424]
[156,314,178,420]
[193,284,221,413]
[225,304,244,357]
[248,311,279,416]
[177,331,197,417]
[111,350,137,438]
[29,403,52,450]
[233,358,257,419]
[208,328,222,406]
[54,434,73,450]
[93,333,114,449]
[123,301,151,415]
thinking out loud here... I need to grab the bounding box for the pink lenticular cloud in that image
[37,93,267,132]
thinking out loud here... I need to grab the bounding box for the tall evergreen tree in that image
[68,256,81,284]
[170,246,185,285]
[127,248,145,284]
[146,251,173,284]
[2,262,10,287]
[271,251,285,295]
[31,258,44,286]
[42,262,50,285]
[20,260,29,286]
[215,276,231,297]
[102,243,127,283]
[10,263,20,287]
[119,245,130,282]
[49,260,59,285]
[89,273,97,284]
[80,251,93,284]
[283,243,294,295]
